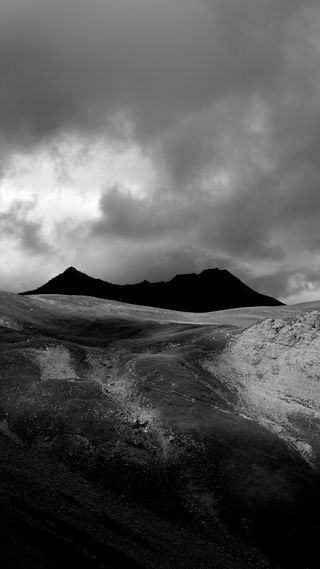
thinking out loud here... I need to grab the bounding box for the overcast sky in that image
[1,0,320,303]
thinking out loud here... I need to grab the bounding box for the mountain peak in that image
[20,266,283,312]
[63,266,81,275]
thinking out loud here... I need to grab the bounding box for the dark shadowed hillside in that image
[0,291,320,569]
[21,267,282,312]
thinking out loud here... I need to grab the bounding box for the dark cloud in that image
[0,0,311,148]
[1,0,320,301]
[0,200,51,254]
[92,184,202,239]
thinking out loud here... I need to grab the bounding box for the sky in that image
[1,0,320,303]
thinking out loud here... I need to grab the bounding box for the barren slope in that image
[0,291,320,569]
[207,311,320,465]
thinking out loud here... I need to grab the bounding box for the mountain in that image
[20,266,283,312]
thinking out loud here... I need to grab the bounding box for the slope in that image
[0,291,319,569]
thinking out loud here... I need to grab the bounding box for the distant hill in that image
[20,267,283,312]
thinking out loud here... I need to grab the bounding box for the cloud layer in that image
[1,0,320,302]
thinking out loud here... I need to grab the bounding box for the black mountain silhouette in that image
[20,267,283,312]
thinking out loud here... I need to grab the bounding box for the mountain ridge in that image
[21,266,283,312]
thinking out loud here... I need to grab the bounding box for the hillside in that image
[0,291,319,568]
[20,266,282,312]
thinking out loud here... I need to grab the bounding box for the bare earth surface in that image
[1,291,320,569]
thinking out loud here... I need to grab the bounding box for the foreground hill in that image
[0,291,319,569]
[21,266,282,312]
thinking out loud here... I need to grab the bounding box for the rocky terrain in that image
[208,311,320,466]
[0,291,319,568]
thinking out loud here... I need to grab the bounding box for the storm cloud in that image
[0,199,51,253]
[1,0,320,302]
